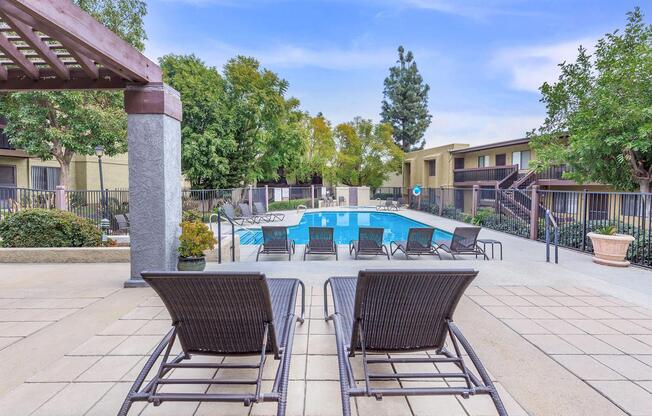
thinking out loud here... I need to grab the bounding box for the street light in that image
[95,145,107,221]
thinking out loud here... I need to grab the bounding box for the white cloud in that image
[492,38,595,92]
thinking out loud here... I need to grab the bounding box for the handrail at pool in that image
[209,210,236,263]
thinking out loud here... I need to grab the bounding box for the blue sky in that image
[144,0,646,147]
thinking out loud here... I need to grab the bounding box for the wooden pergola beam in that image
[0,62,7,80]
[0,29,37,78]
[0,0,161,83]
[0,10,69,79]
[2,67,125,90]
[69,50,99,80]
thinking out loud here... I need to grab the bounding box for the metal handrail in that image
[545,209,559,264]
[209,210,235,263]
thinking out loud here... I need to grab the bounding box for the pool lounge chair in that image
[119,271,305,416]
[114,214,129,233]
[240,202,268,223]
[435,226,489,260]
[221,202,252,226]
[303,226,338,260]
[349,227,390,260]
[390,227,438,259]
[255,201,285,221]
[323,269,507,416]
[257,226,296,261]
[376,199,398,211]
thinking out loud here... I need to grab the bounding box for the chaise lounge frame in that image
[435,226,489,260]
[390,227,438,259]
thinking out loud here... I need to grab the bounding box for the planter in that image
[177,256,206,271]
[587,232,635,267]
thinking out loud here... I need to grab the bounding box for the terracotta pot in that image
[587,232,635,267]
[177,256,206,271]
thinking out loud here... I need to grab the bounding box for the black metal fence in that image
[67,189,129,232]
[0,187,55,216]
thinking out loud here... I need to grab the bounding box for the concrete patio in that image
[1,210,652,415]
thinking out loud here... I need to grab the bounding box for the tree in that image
[0,0,147,189]
[335,117,403,188]
[381,46,432,152]
[530,8,652,193]
[306,113,337,183]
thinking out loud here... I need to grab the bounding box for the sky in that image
[143,0,648,147]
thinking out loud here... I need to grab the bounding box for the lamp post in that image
[95,145,107,221]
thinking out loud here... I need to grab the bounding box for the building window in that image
[427,160,436,176]
[552,192,578,214]
[454,158,465,170]
[31,166,61,190]
[495,154,506,166]
[512,150,531,169]
[0,165,16,187]
[621,194,642,216]
[477,155,489,167]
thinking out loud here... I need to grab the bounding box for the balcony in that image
[0,129,28,157]
[537,164,576,184]
[453,165,518,186]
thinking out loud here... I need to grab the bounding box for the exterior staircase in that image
[494,170,546,222]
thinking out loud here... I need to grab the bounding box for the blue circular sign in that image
[412,185,422,196]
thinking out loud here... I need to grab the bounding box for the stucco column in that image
[530,185,540,240]
[123,83,182,287]
[55,185,67,211]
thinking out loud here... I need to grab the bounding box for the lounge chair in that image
[255,201,285,221]
[303,226,338,260]
[390,227,438,259]
[257,226,296,261]
[375,199,397,211]
[349,227,389,260]
[239,202,267,223]
[323,269,507,416]
[435,226,488,260]
[114,214,129,233]
[221,202,252,226]
[119,271,305,416]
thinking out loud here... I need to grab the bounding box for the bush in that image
[0,209,102,247]
[267,199,311,212]
[178,221,217,258]
[182,210,203,223]
[472,208,494,226]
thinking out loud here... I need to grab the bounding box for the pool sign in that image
[412,185,422,197]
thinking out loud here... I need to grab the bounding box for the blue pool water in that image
[236,211,452,245]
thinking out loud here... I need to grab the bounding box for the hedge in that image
[0,209,102,248]
[267,199,311,212]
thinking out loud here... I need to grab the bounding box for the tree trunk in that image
[639,180,651,219]
[58,161,72,189]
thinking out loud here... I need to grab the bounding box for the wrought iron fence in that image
[0,187,55,218]
[67,189,129,232]
[371,187,403,200]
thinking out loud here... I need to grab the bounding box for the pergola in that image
[0,0,183,287]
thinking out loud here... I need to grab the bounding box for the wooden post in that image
[55,185,67,211]
[472,185,480,217]
[530,185,540,240]
[311,185,315,208]
[265,185,269,211]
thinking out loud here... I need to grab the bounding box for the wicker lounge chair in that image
[323,269,507,416]
[221,202,252,226]
[435,226,488,260]
[255,201,285,221]
[239,203,267,223]
[257,226,296,261]
[119,271,305,416]
[390,227,438,259]
[349,227,390,260]
[303,226,338,260]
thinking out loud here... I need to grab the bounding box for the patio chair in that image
[303,226,338,260]
[221,202,251,226]
[323,269,507,416]
[257,226,296,261]
[349,227,390,260]
[114,214,129,233]
[435,226,489,260]
[375,199,394,211]
[119,271,305,416]
[239,203,267,223]
[255,201,285,221]
[390,227,438,259]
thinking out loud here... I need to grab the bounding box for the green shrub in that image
[0,209,102,247]
[267,199,311,212]
[182,210,203,223]
[472,208,494,226]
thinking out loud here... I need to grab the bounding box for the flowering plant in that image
[178,221,217,258]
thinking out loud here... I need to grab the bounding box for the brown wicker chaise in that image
[119,272,305,416]
[303,226,338,260]
[390,227,438,259]
[435,226,489,260]
[323,269,507,416]
[257,226,296,261]
[349,227,390,260]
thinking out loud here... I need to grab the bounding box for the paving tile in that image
[121,307,162,320]
[307,355,340,380]
[482,305,525,319]
[600,319,652,335]
[355,381,412,416]
[308,318,335,335]
[0,321,50,337]
[0,308,77,322]
[521,296,562,307]
[85,382,147,416]
[250,380,305,415]
[77,355,143,382]
[135,319,173,335]
[577,297,620,307]
[194,386,252,416]
[502,319,549,335]
[512,306,556,319]
[544,306,591,320]
[292,335,308,355]
[69,335,127,355]
[549,296,590,307]
[261,353,306,381]
[29,355,100,382]
[494,295,533,307]
[139,381,206,416]
[571,307,620,320]
[495,382,529,416]
[523,334,583,354]
[503,286,539,296]
[638,381,652,394]
[529,287,565,296]
[464,286,487,296]
[468,295,505,306]
[631,320,652,331]
[552,355,623,380]
[479,286,514,296]
[589,380,652,415]
[635,355,652,367]
[533,319,585,335]
[31,382,114,416]
[553,287,597,296]
[634,334,652,347]
[308,334,337,355]
[0,336,20,350]
[0,382,67,416]
[109,335,162,355]
[99,319,149,335]
[405,382,467,415]
[594,355,652,380]
[305,380,356,416]
[139,296,164,307]
[566,320,620,335]
[596,335,652,354]
[603,307,651,320]
[561,334,621,354]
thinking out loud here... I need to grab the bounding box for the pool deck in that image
[0,208,651,415]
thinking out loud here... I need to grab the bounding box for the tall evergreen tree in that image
[381,46,432,152]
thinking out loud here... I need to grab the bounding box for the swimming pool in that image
[236,211,452,245]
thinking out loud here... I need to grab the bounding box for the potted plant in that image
[587,225,635,267]
[177,220,217,271]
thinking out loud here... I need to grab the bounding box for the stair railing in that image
[545,209,559,264]
[209,210,236,263]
